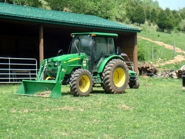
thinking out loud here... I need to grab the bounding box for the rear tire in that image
[129,79,140,89]
[69,69,93,96]
[102,59,129,94]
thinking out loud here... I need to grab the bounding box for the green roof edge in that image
[71,32,118,37]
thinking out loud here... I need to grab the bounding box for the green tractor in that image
[16,32,139,97]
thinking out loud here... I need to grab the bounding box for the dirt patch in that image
[10,106,74,113]
[118,104,132,110]
[154,55,185,67]
[34,91,51,97]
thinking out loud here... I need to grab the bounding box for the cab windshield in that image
[70,35,93,55]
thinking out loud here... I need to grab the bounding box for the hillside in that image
[138,31,185,70]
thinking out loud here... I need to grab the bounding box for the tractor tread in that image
[102,59,129,94]
[69,69,93,96]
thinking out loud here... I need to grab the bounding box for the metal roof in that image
[71,32,118,37]
[0,2,140,32]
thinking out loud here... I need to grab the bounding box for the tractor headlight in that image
[83,60,87,66]
[54,62,61,67]
[54,62,58,67]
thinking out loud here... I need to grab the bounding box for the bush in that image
[124,17,131,24]
[179,20,185,31]
[138,46,146,61]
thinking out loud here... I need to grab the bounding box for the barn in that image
[0,2,140,83]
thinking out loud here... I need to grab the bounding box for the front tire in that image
[69,69,93,96]
[102,59,129,94]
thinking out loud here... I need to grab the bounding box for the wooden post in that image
[133,33,138,73]
[174,41,176,55]
[39,25,44,64]
[152,45,154,60]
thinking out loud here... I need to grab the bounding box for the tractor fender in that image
[97,55,124,73]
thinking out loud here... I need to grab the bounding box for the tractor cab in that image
[70,32,118,72]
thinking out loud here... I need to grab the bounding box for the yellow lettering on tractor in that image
[68,58,80,62]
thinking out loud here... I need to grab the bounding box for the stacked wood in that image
[138,62,158,76]
[160,70,178,78]
[138,64,185,78]
[158,65,185,78]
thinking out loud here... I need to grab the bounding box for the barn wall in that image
[115,33,138,72]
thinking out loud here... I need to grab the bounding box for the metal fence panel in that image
[0,57,37,83]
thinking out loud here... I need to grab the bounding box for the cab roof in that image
[71,32,118,37]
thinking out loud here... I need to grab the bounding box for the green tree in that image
[115,0,127,22]
[145,6,151,21]
[134,4,145,25]
[179,7,185,19]
[165,15,174,30]
[153,0,160,8]
[125,1,138,23]
[180,12,185,19]
[138,0,159,8]
[151,8,157,23]
[172,10,182,24]
[179,19,185,31]
[45,0,120,21]
[0,0,42,7]
[165,8,171,16]
[163,8,174,30]
[157,9,167,31]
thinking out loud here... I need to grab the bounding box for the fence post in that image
[174,41,176,55]
[152,45,154,60]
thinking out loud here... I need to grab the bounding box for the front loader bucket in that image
[15,80,61,98]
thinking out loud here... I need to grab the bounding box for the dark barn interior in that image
[0,19,77,59]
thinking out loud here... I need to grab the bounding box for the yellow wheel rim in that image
[79,75,90,93]
[45,76,51,80]
[113,67,126,87]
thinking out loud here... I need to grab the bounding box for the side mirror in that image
[57,49,63,56]
[116,46,122,55]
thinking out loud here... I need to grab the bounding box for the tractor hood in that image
[47,54,86,64]
[47,53,86,63]
[44,53,88,74]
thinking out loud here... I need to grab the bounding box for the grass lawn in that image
[1,77,185,138]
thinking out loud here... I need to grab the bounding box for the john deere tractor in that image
[16,32,139,97]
